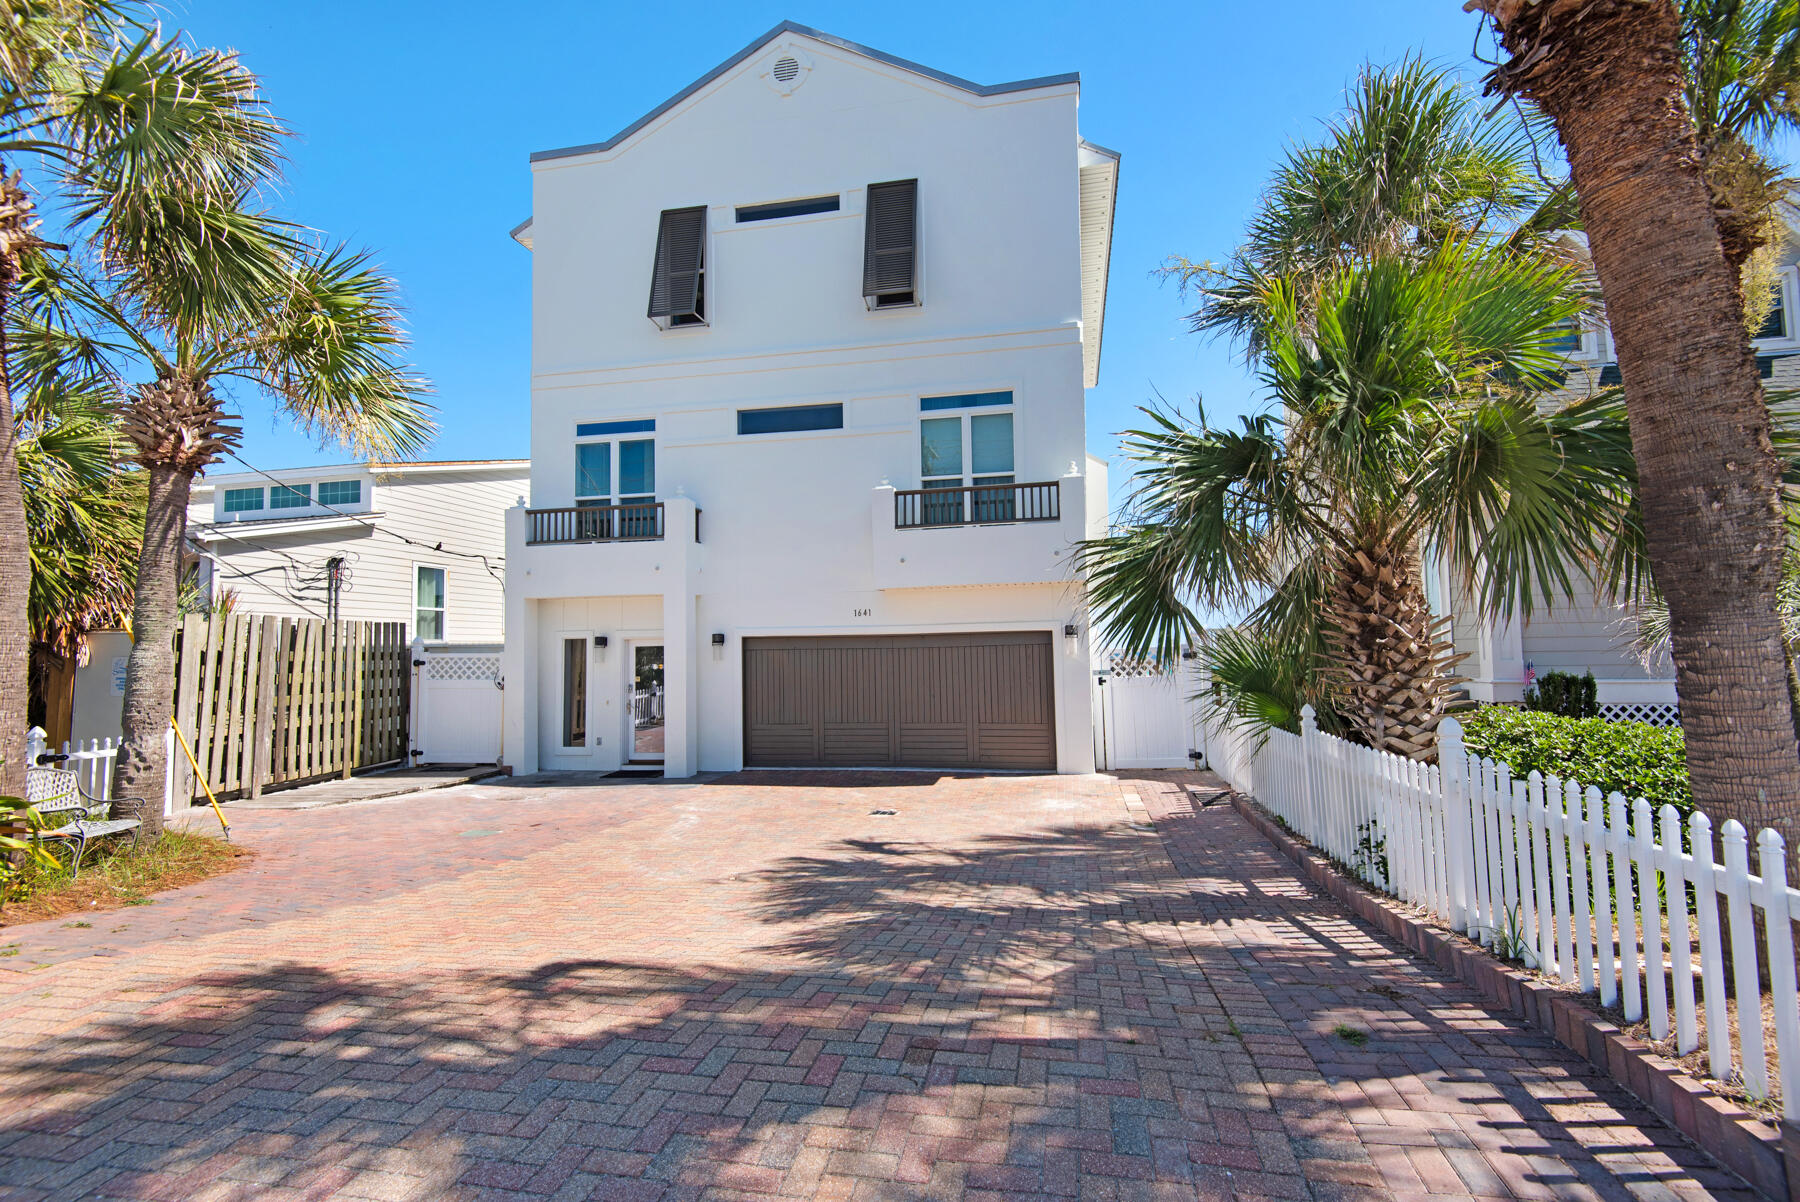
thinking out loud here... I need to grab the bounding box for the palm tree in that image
[0,2,284,796]
[1469,0,1800,862]
[52,239,433,835]
[1082,241,1643,758]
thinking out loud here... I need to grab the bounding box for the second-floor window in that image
[416,566,446,640]
[222,487,263,514]
[270,483,311,510]
[920,391,1015,523]
[648,206,707,329]
[317,479,361,506]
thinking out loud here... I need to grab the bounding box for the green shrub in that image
[1456,706,1691,816]
[1523,670,1599,719]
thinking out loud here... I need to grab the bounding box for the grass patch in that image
[1332,1023,1369,1046]
[2,830,250,927]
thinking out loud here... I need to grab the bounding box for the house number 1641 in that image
[851,608,872,618]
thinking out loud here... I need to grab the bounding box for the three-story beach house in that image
[501,23,1117,776]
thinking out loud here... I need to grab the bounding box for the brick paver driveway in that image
[0,770,1754,1201]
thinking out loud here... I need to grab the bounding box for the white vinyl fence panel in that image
[25,726,178,817]
[1201,704,1800,1121]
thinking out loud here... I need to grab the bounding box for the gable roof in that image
[529,21,1080,165]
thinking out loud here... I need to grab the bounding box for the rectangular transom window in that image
[317,480,361,506]
[737,404,844,436]
[416,566,446,640]
[269,484,311,509]
[921,391,1012,412]
[736,195,839,223]
[863,179,918,309]
[222,487,263,514]
[647,206,707,329]
[575,419,655,437]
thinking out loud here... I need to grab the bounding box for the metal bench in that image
[24,765,148,878]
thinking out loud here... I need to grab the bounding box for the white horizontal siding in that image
[1521,575,1671,682]
[191,469,523,642]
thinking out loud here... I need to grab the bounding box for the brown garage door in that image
[743,632,1056,770]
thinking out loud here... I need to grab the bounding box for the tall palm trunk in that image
[0,168,39,802]
[1479,0,1800,868]
[112,377,238,836]
[1326,534,1462,760]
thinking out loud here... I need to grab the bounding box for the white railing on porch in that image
[1202,706,1800,1121]
[24,727,177,818]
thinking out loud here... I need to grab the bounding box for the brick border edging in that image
[1227,793,1800,1202]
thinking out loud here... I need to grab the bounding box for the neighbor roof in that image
[529,20,1080,164]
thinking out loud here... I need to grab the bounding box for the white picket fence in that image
[1203,705,1800,1121]
[24,728,177,818]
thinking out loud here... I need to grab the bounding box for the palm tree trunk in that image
[1327,535,1462,761]
[1478,0,1800,869]
[112,463,190,836]
[0,170,35,803]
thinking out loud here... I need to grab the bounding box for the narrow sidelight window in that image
[415,566,446,640]
[863,179,918,308]
[648,206,707,328]
[562,638,587,747]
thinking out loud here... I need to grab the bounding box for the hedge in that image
[1455,705,1692,817]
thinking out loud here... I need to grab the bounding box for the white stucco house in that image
[188,459,527,642]
[1443,222,1800,724]
[501,22,1117,777]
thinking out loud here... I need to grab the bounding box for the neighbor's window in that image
[415,566,446,640]
[1757,278,1790,342]
[562,638,587,747]
[222,487,264,514]
[737,404,843,435]
[317,479,361,506]
[270,483,311,509]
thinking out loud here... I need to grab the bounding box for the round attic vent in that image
[772,55,800,82]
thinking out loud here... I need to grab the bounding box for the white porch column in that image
[661,497,701,778]
[501,503,539,775]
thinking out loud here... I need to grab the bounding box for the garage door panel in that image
[823,723,891,764]
[744,633,1055,771]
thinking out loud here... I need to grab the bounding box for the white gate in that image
[414,642,504,766]
[1093,654,1198,770]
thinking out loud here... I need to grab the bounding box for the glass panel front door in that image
[630,644,665,761]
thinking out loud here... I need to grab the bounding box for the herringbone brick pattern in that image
[0,769,1754,1200]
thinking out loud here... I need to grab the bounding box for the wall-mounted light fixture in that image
[1063,623,1079,642]
[711,631,726,662]
[712,633,726,646]
[594,634,608,663]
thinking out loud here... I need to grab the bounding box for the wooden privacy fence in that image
[1204,705,1800,1122]
[171,614,409,802]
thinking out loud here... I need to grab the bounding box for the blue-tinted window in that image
[1757,288,1788,341]
[618,439,655,498]
[736,195,840,223]
[921,391,1012,411]
[576,418,655,437]
[317,480,361,506]
[1546,321,1584,355]
[269,484,311,509]
[222,487,263,513]
[576,443,611,500]
[737,404,843,435]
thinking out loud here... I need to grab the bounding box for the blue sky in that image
[167,0,1494,483]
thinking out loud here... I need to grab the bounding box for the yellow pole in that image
[169,718,230,841]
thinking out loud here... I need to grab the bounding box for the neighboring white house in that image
[501,22,1117,778]
[188,459,528,643]
[1443,224,1800,723]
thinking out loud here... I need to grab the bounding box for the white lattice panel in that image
[1599,702,1681,727]
[427,654,501,682]
[1105,651,1174,679]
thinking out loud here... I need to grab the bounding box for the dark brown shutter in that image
[647,206,706,320]
[862,179,917,302]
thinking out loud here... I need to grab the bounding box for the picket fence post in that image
[1438,717,1475,935]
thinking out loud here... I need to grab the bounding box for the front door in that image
[628,643,665,762]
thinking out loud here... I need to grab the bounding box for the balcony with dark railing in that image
[527,502,681,545]
[893,481,1061,529]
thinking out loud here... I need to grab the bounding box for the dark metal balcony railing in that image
[528,502,664,545]
[894,481,1060,530]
